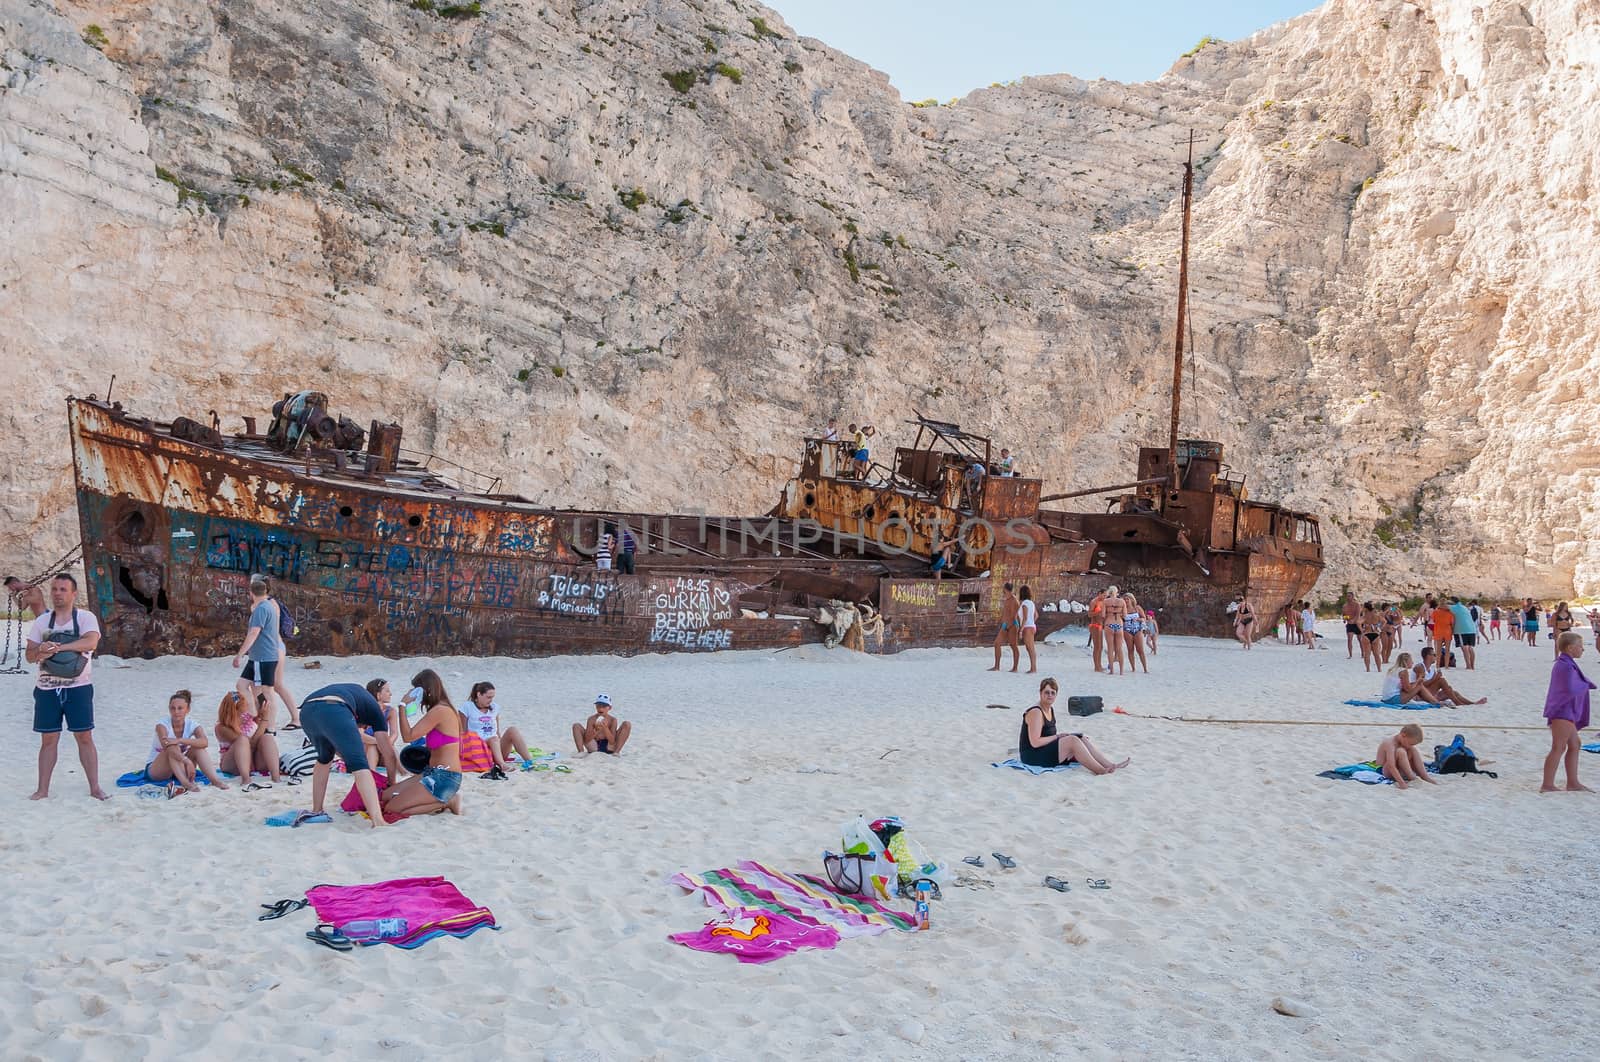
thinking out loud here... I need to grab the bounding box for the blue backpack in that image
[1430,734,1496,778]
[275,599,297,641]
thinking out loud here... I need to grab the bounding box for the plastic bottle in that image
[339,917,408,941]
[915,881,932,931]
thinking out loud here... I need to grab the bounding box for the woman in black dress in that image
[1018,678,1129,775]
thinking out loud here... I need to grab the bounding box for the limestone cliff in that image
[1,0,1595,600]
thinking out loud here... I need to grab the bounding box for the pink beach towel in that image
[306,876,498,949]
[669,909,839,964]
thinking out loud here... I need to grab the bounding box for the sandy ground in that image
[1,620,1596,1061]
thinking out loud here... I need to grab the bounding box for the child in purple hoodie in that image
[1542,632,1595,793]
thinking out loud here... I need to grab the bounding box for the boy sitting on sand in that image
[573,693,632,756]
[1377,723,1437,789]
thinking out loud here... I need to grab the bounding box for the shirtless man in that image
[4,576,46,620]
[1100,585,1127,675]
[1341,593,1361,659]
[1377,723,1437,790]
[988,582,1021,672]
[1412,647,1487,706]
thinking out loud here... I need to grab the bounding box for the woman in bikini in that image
[1018,677,1129,775]
[1087,591,1106,673]
[1382,603,1402,662]
[216,690,282,791]
[1233,595,1257,649]
[1358,602,1384,672]
[1550,602,1575,659]
[382,668,463,817]
[1122,592,1150,673]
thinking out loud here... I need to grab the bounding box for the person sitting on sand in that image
[464,681,534,778]
[1376,723,1437,789]
[1542,632,1595,793]
[574,693,632,755]
[146,689,228,793]
[361,678,408,782]
[1411,647,1487,706]
[1380,653,1440,705]
[1018,677,1129,775]
[382,669,464,817]
[216,691,283,791]
[299,682,399,826]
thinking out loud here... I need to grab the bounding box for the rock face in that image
[2,0,1595,599]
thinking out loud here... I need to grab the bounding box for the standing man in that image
[987,582,1021,672]
[616,523,638,575]
[821,417,839,442]
[5,575,46,620]
[232,576,287,729]
[1342,592,1360,659]
[852,424,874,480]
[25,573,108,800]
[1449,596,1479,670]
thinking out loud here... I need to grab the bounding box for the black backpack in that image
[1431,734,1497,778]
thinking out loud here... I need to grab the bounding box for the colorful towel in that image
[117,768,215,788]
[1343,699,1434,711]
[306,876,497,950]
[458,732,494,773]
[669,908,839,964]
[1317,761,1390,784]
[265,810,332,827]
[992,757,1081,774]
[671,863,918,936]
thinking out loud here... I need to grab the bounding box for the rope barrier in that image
[1110,708,1553,731]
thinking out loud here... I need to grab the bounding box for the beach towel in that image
[265,810,332,827]
[992,757,1082,774]
[1583,743,1600,754]
[671,863,918,936]
[1317,762,1391,784]
[669,908,839,964]
[458,732,494,773]
[306,876,498,949]
[117,768,216,788]
[1343,699,1434,711]
[1317,762,1441,785]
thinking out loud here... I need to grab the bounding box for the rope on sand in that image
[1110,708,1551,731]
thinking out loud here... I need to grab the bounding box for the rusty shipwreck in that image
[68,396,1103,659]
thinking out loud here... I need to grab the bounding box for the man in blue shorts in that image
[25,573,108,800]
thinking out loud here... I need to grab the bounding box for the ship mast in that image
[1167,131,1195,492]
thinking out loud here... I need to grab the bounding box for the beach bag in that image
[40,610,88,680]
[1430,734,1497,778]
[1067,695,1103,717]
[838,816,899,900]
[822,852,875,895]
[276,599,297,641]
[281,741,318,777]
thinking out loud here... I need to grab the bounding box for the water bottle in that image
[403,687,425,723]
[915,881,932,931]
[339,917,407,941]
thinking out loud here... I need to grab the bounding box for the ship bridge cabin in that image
[780,415,1088,575]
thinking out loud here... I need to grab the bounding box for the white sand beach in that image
[2,623,1595,1061]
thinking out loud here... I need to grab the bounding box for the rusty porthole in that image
[339,505,354,518]
[407,515,422,528]
[115,509,152,547]
[803,492,816,507]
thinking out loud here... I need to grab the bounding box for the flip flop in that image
[992,852,1017,870]
[243,782,273,792]
[283,723,302,731]
[962,855,985,868]
[1085,878,1111,890]
[1043,876,1071,893]
[258,898,309,921]
[554,763,573,773]
[284,776,303,786]
[305,924,355,952]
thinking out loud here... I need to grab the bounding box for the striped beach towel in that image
[670,863,918,935]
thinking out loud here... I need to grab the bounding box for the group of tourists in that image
[16,571,633,813]
[1086,587,1157,674]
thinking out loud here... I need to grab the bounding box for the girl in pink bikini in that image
[382,669,463,816]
